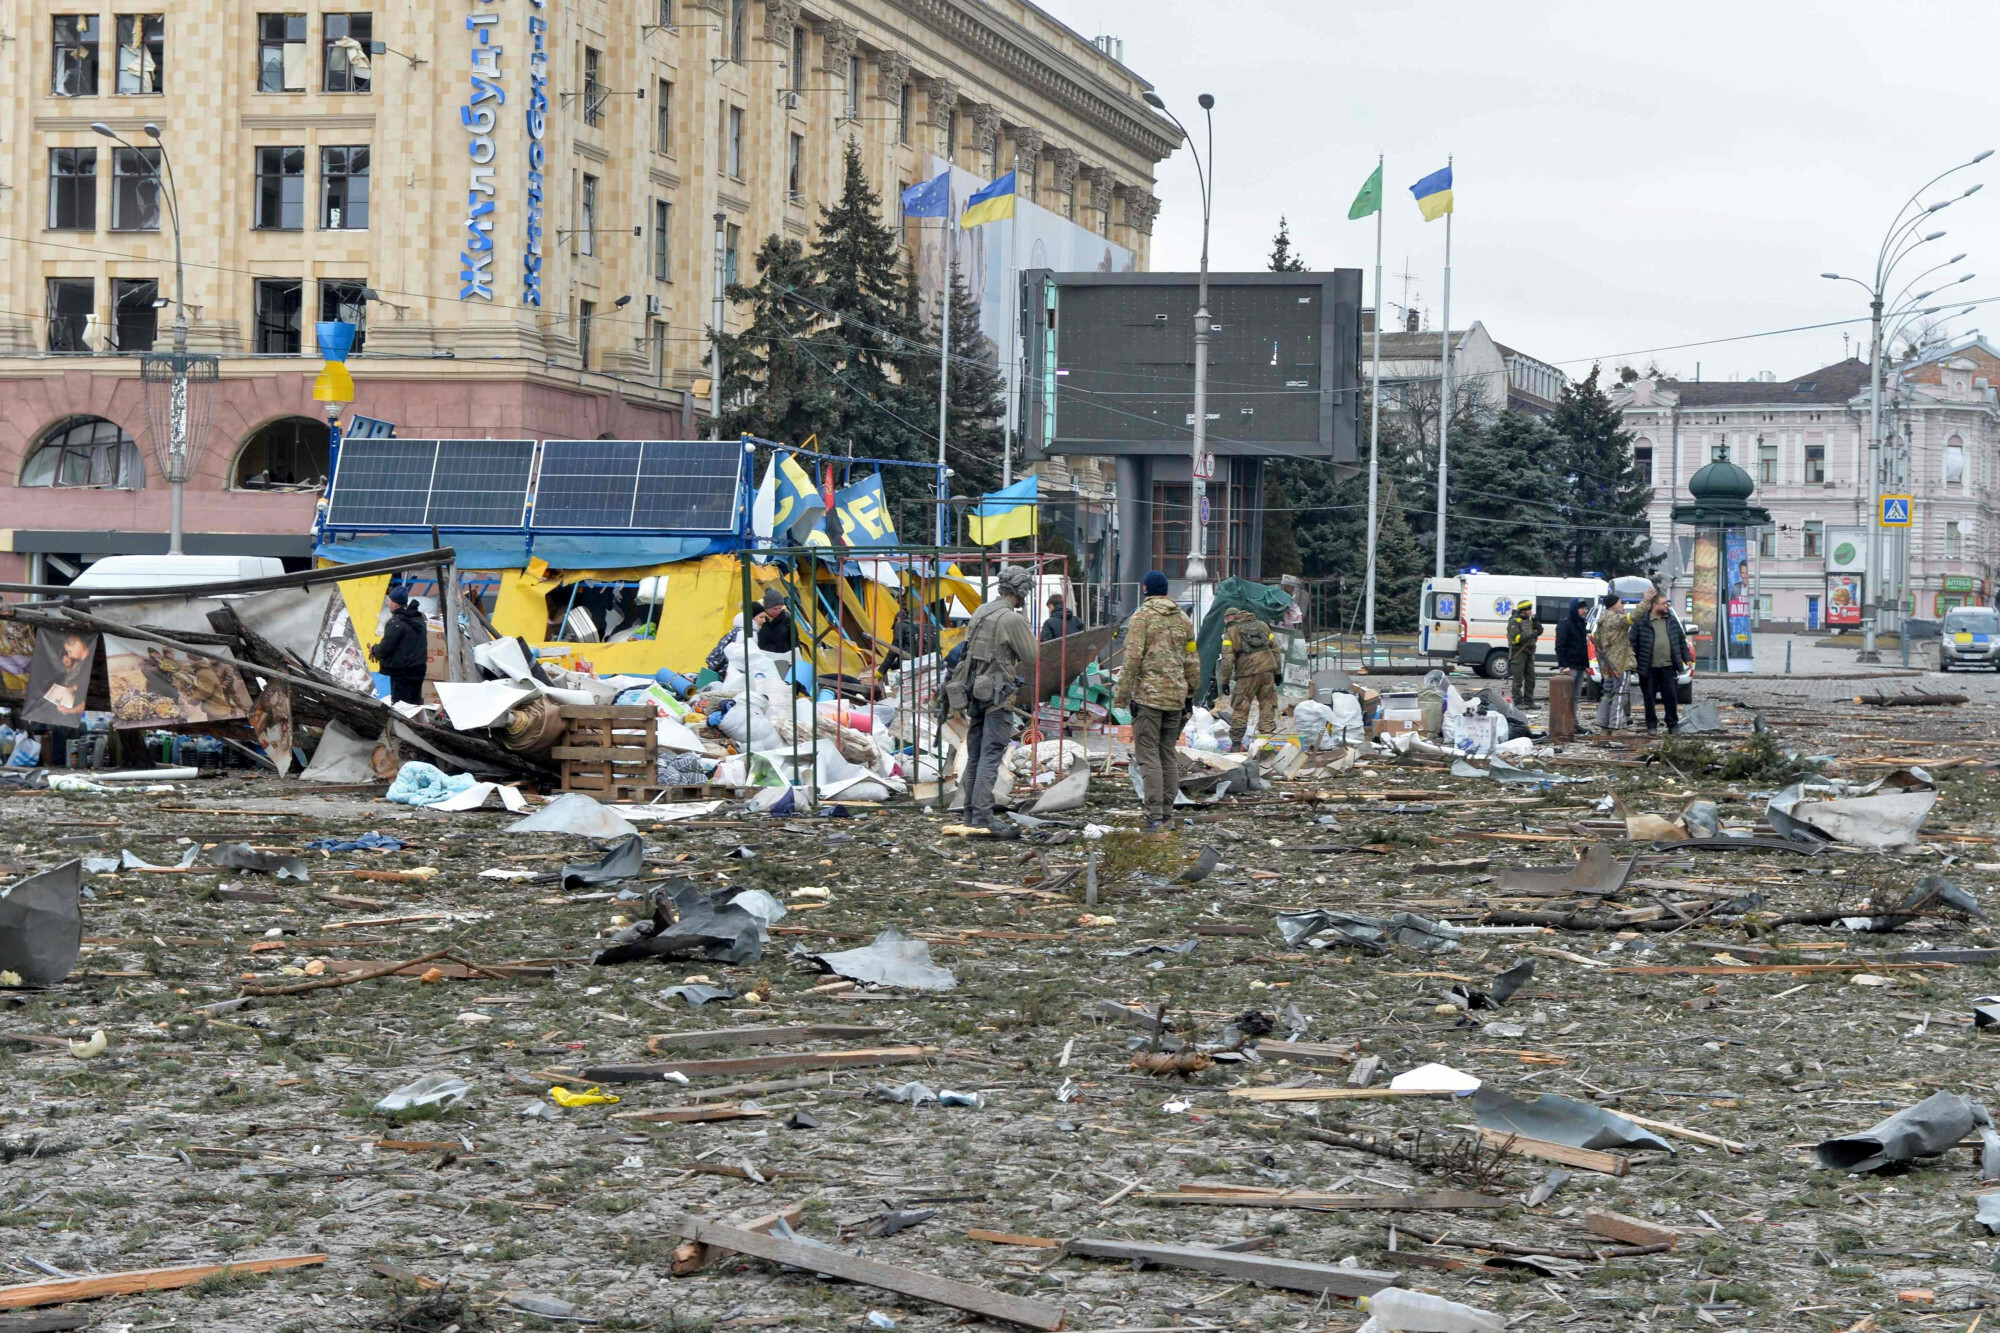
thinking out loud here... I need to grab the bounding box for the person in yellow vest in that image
[1217,607,1280,751]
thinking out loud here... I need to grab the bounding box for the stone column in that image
[1049,146,1080,218]
[1009,126,1044,200]
[968,103,1002,175]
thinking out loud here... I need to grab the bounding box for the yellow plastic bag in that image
[549,1084,620,1108]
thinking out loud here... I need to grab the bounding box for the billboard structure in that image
[1017,270,1364,605]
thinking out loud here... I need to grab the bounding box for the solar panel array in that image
[532,439,745,532]
[326,439,537,528]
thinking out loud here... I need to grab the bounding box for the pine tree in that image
[1269,454,1425,633]
[1268,216,1307,272]
[810,138,929,507]
[1436,411,1568,574]
[1380,376,1484,561]
[1551,365,1655,577]
[900,259,1008,498]
[1259,469,1301,577]
[713,235,841,446]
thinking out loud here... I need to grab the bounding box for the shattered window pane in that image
[115,14,164,94]
[323,13,373,93]
[110,147,161,232]
[52,15,99,96]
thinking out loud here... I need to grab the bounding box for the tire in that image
[1482,649,1508,680]
[1676,683,1693,705]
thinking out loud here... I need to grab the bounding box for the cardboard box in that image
[1367,717,1420,740]
[1444,710,1504,758]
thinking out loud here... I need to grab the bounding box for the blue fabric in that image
[316,533,533,568]
[899,172,950,218]
[385,762,477,806]
[314,531,739,570]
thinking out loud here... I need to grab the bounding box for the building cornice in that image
[863,0,1179,163]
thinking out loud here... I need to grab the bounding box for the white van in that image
[1419,573,1609,678]
[67,554,286,592]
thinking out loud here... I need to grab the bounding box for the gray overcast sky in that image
[1049,0,2000,384]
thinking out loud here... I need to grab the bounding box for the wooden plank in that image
[0,1313,88,1331]
[1606,962,1952,976]
[553,1045,938,1084]
[0,1254,326,1310]
[1249,1040,1357,1064]
[1617,1112,1748,1154]
[968,1229,1060,1248]
[1227,1086,1455,1103]
[325,960,553,980]
[1583,1209,1679,1249]
[611,1104,771,1124]
[1139,1189,1509,1213]
[1478,1128,1630,1177]
[674,1215,1066,1330]
[556,705,658,720]
[670,1206,803,1276]
[1063,1237,1398,1298]
[644,1024,889,1054]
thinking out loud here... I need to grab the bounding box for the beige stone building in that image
[0,0,1175,581]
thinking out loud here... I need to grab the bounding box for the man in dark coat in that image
[1553,598,1592,735]
[1628,592,1692,734]
[370,587,430,705]
[1040,594,1084,642]
[752,586,795,654]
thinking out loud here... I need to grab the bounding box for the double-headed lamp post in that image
[92,120,195,553]
[1823,149,1990,662]
[1141,89,1215,617]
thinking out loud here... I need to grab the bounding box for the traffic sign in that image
[1193,451,1216,481]
[1198,494,1212,525]
[1881,495,1912,527]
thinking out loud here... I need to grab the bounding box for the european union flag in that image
[899,172,950,219]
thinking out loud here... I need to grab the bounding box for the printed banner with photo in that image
[312,593,376,694]
[0,618,34,697]
[20,627,97,728]
[103,635,254,728]
[248,680,293,776]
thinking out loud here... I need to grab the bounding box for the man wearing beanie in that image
[370,586,430,705]
[1114,571,1199,831]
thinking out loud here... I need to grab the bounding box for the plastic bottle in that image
[1358,1289,1506,1333]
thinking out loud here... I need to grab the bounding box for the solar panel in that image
[532,439,745,532]
[325,438,535,528]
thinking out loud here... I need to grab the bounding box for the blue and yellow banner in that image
[965,475,1037,546]
[1410,165,1453,221]
[961,171,1018,228]
[765,452,825,544]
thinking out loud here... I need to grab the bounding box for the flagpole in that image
[1434,154,1453,579]
[936,208,954,547]
[1001,162,1018,556]
[1363,153,1383,655]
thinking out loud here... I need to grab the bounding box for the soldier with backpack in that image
[940,565,1039,838]
[1217,607,1281,751]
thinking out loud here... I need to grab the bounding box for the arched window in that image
[233,416,330,489]
[20,415,145,489]
[1945,434,1966,488]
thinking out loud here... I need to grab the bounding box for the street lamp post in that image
[1142,90,1215,619]
[1822,149,1990,662]
[93,120,203,554]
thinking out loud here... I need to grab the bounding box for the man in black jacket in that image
[752,587,795,654]
[1040,594,1083,642]
[1628,592,1692,733]
[1553,599,1592,735]
[370,587,430,705]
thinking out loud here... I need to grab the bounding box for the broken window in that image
[254,278,302,354]
[45,278,94,353]
[52,15,99,96]
[47,148,97,231]
[579,173,597,255]
[1945,436,1966,487]
[321,145,369,229]
[116,14,163,94]
[110,147,161,232]
[254,146,305,229]
[112,277,159,352]
[234,416,330,489]
[318,278,368,352]
[21,416,142,488]
[323,13,372,93]
[258,13,307,92]
[584,47,606,126]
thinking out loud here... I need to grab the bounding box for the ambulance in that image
[1418,573,1609,678]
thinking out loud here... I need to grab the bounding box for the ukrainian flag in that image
[960,171,1018,228]
[965,475,1037,545]
[767,452,827,544]
[1410,165,1453,221]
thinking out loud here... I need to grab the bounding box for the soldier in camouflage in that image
[1114,570,1200,831]
[1217,606,1280,751]
[1506,600,1543,708]
[944,564,1039,838]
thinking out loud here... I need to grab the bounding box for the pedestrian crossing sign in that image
[1881,495,1913,527]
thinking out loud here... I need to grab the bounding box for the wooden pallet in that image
[554,705,660,802]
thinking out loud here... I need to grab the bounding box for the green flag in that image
[1348,162,1383,220]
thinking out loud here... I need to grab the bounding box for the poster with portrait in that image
[1724,528,1755,672]
[102,635,254,728]
[1690,531,1720,672]
[311,593,376,694]
[20,627,97,728]
[0,618,34,698]
[247,680,293,776]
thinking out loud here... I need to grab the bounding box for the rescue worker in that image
[1629,591,1692,734]
[1591,591,1636,732]
[1553,598,1592,734]
[943,564,1039,837]
[1217,606,1280,751]
[1505,600,1543,708]
[1114,570,1200,832]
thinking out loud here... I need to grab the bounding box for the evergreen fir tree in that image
[1439,411,1568,574]
[900,258,1008,498]
[1552,365,1655,577]
[1259,470,1302,577]
[809,138,929,506]
[1268,216,1308,272]
[1380,377,1484,561]
[713,235,841,447]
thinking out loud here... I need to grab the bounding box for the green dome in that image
[1687,456,1755,503]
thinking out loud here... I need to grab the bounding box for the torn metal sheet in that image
[662,984,737,1006]
[0,862,84,985]
[1974,996,2000,1029]
[1492,846,1634,898]
[506,792,640,839]
[1677,835,1820,856]
[207,843,310,881]
[561,833,646,890]
[1451,756,1592,786]
[299,720,381,784]
[596,881,766,966]
[432,680,537,731]
[727,889,787,927]
[1489,957,1536,1005]
[1276,909,1461,954]
[1473,1087,1675,1153]
[1028,761,1091,815]
[1815,1090,1990,1173]
[1979,1192,2000,1234]
[799,928,957,991]
[121,847,199,871]
[1675,701,1725,734]
[1768,769,1937,849]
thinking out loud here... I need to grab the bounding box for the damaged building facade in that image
[0,0,1174,582]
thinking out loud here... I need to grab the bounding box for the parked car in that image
[1940,606,2000,672]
